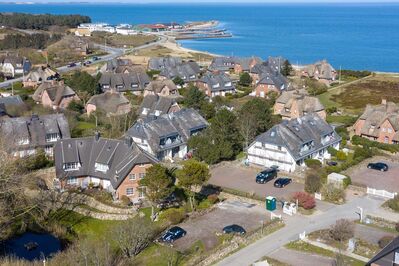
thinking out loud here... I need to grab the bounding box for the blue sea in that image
[0,3,398,72]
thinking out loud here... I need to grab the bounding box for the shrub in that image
[322,183,345,203]
[329,219,354,242]
[326,107,338,114]
[327,147,338,157]
[159,207,186,225]
[291,192,316,210]
[305,171,322,194]
[386,195,399,212]
[343,176,352,188]
[336,151,347,161]
[197,199,213,210]
[120,195,131,206]
[352,135,399,153]
[207,194,219,204]
[378,235,394,248]
[304,159,322,169]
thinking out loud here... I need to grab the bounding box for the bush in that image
[336,151,347,161]
[197,199,213,210]
[386,195,399,212]
[352,135,399,153]
[327,147,338,157]
[378,235,394,248]
[322,183,345,203]
[304,159,322,169]
[207,194,219,204]
[120,195,131,206]
[238,72,252,87]
[329,219,354,242]
[326,107,338,114]
[291,192,316,210]
[343,176,352,188]
[159,207,186,225]
[305,171,322,194]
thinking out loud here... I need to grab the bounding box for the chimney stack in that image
[125,136,133,147]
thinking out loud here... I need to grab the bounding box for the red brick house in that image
[353,100,399,144]
[54,133,158,201]
[33,81,80,110]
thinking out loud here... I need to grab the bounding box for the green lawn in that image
[326,115,358,126]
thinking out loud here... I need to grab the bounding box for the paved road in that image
[217,195,394,266]
[0,34,167,89]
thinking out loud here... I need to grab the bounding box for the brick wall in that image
[116,163,153,200]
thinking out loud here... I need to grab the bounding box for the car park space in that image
[345,157,399,192]
[170,200,268,251]
[268,247,334,266]
[209,163,304,201]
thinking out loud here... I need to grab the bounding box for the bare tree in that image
[111,216,156,258]
[329,219,355,243]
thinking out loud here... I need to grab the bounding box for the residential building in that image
[250,57,289,96]
[159,61,201,83]
[126,109,208,161]
[274,90,326,120]
[353,100,399,144]
[148,57,182,71]
[99,71,151,94]
[144,79,179,97]
[102,58,137,74]
[233,57,262,74]
[196,72,236,97]
[116,25,138,35]
[247,113,341,172]
[0,55,31,78]
[208,57,239,73]
[86,91,131,116]
[33,81,79,110]
[302,60,337,82]
[366,236,399,266]
[0,114,70,157]
[54,133,158,201]
[23,67,59,88]
[0,95,26,118]
[139,94,181,119]
[78,23,116,33]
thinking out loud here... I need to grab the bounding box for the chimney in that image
[382,99,387,105]
[125,136,133,147]
[94,131,100,141]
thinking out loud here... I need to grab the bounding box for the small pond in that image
[1,232,62,261]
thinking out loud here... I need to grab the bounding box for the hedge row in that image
[352,135,399,153]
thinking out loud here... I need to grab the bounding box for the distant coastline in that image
[1,3,398,71]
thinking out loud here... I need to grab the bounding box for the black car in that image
[223,224,246,235]
[67,62,77,68]
[156,193,181,209]
[160,226,186,243]
[256,168,277,184]
[274,177,292,188]
[327,161,338,166]
[367,162,388,172]
[92,56,100,61]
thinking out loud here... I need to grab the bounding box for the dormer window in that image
[225,82,232,87]
[63,162,80,171]
[46,133,60,142]
[95,162,109,173]
[17,138,30,145]
[190,75,196,79]
[212,83,220,89]
[142,108,149,115]
[155,110,161,116]
[131,83,139,88]
[116,84,124,89]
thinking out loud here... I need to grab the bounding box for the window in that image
[139,173,145,179]
[17,138,30,145]
[382,127,386,132]
[384,136,389,144]
[139,187,146,198]
[388,128,393,133]
[129,174,136,180]
[67,177,78,185]
[63,162,80,171]
[126,188,134,196]
[277,146,282,151]
[46,133,60,142]
[394,251,399,264]
[95,163,109,173]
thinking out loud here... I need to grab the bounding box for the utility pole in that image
[339,65,342,83]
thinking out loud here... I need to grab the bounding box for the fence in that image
[367,187,397,199]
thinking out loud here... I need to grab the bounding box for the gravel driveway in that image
[268,247,334,266]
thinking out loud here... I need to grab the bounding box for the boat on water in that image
[24,242,39,251]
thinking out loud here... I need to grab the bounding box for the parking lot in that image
[346,157,399,193]
[171,200,268,251]
[208,163,304,201]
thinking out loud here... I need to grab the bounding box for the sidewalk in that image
[302,238,369,262]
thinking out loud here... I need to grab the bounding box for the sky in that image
[5,0,399,3]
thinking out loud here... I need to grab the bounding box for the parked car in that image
[160,226,186,243]
[67,62,77,68]
[327,161,338,166]
[223,224,246,235]
[83,60,92,66]
[92,56,100,61]
[274,177,292,188]
[367,162,388,172]
[256,168,277,184]
[156,193,181,209]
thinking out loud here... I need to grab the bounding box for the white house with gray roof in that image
[126,108,208,161]
[196,72,236,97]
[247,113,341,172]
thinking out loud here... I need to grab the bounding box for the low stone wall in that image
[72,206,135,220]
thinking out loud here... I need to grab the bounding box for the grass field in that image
[318,74,399,115]
[90,33,158,48]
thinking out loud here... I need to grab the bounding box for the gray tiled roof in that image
[105,58,134,72]
[148,57,182,71]
[306,60,336,80]
[0,95,24,106]
[0,114,70,151]
[208,57,239,72]
[145,79,178,94]
[253,113,341,161]
[99,71,151,92]
[126,108,208,154]
[139,95,178,118]
[276,91,325,116]
[366,236,399,266]
[159,61,201,82]
[199,72,235,92]
[54,135,158,189]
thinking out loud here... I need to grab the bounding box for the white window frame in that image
[129,173,136,180]
[126,187,134,196]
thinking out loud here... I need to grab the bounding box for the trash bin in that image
[266,196,276,211]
